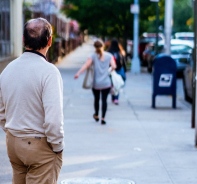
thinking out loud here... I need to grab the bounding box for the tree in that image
[63,0,134,40]
[62,0,155,49]
[61,0,193,46]
[173,0,193,33]
[140,0,165,33]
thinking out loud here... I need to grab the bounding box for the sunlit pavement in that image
[61,177,135,184]
[57,40,195,184]
[0,40,195,184]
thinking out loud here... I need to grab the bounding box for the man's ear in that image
[48,36,52,47]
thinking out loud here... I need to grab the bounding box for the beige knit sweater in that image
[0,52,64,152]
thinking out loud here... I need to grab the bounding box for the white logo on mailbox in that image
[159,74,173,87]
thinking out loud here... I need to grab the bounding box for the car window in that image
[171,45,192,54]
[176,36,194,41]
[178,58,190,64]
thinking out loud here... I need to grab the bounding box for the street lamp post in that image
[150,0,159,55]
[193,0,197,145]
[191,0,196,129]
[164,0,173,55]
[130,0,140,74]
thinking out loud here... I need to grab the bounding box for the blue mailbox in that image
[152,54,177,108]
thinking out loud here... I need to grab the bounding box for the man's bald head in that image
[23,18,52,50]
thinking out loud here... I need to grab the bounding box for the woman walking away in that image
[74,39,116,125]
[108,39,127,105]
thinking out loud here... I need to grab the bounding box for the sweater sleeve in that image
[42,69,64,152]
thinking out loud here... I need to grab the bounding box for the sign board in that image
[130,4,139,14]
[158,74,173,87]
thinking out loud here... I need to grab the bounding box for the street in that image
[0,40,196,184]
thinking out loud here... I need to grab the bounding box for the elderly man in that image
[0,18,64,184]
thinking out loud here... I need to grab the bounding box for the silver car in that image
[147,39,193,75]
[183,53,194,103]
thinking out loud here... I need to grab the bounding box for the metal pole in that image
[155,1,159,55]
[131,0,140,74]
[192,0,196,129]
[164,0,173,55]
[193,0,197,145]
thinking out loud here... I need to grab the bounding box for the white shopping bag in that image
[110,70,124,95]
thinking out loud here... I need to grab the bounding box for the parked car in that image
[182,52,194,103]
[145,39,194,75]
[174,32,194,41]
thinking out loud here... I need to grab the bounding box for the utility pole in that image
[155,1,159,55]
[164,0,173,55]
[131,0,140,74]
[194,0,197,145]
[192,0,196,129]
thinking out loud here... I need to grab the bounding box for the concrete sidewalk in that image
[56,40,197,184]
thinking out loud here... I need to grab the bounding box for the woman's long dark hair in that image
[108,39,120,53]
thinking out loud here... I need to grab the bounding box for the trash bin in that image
[152,54,177,108]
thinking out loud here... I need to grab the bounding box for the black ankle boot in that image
[101,120,106,125]
[93,114,99,122]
